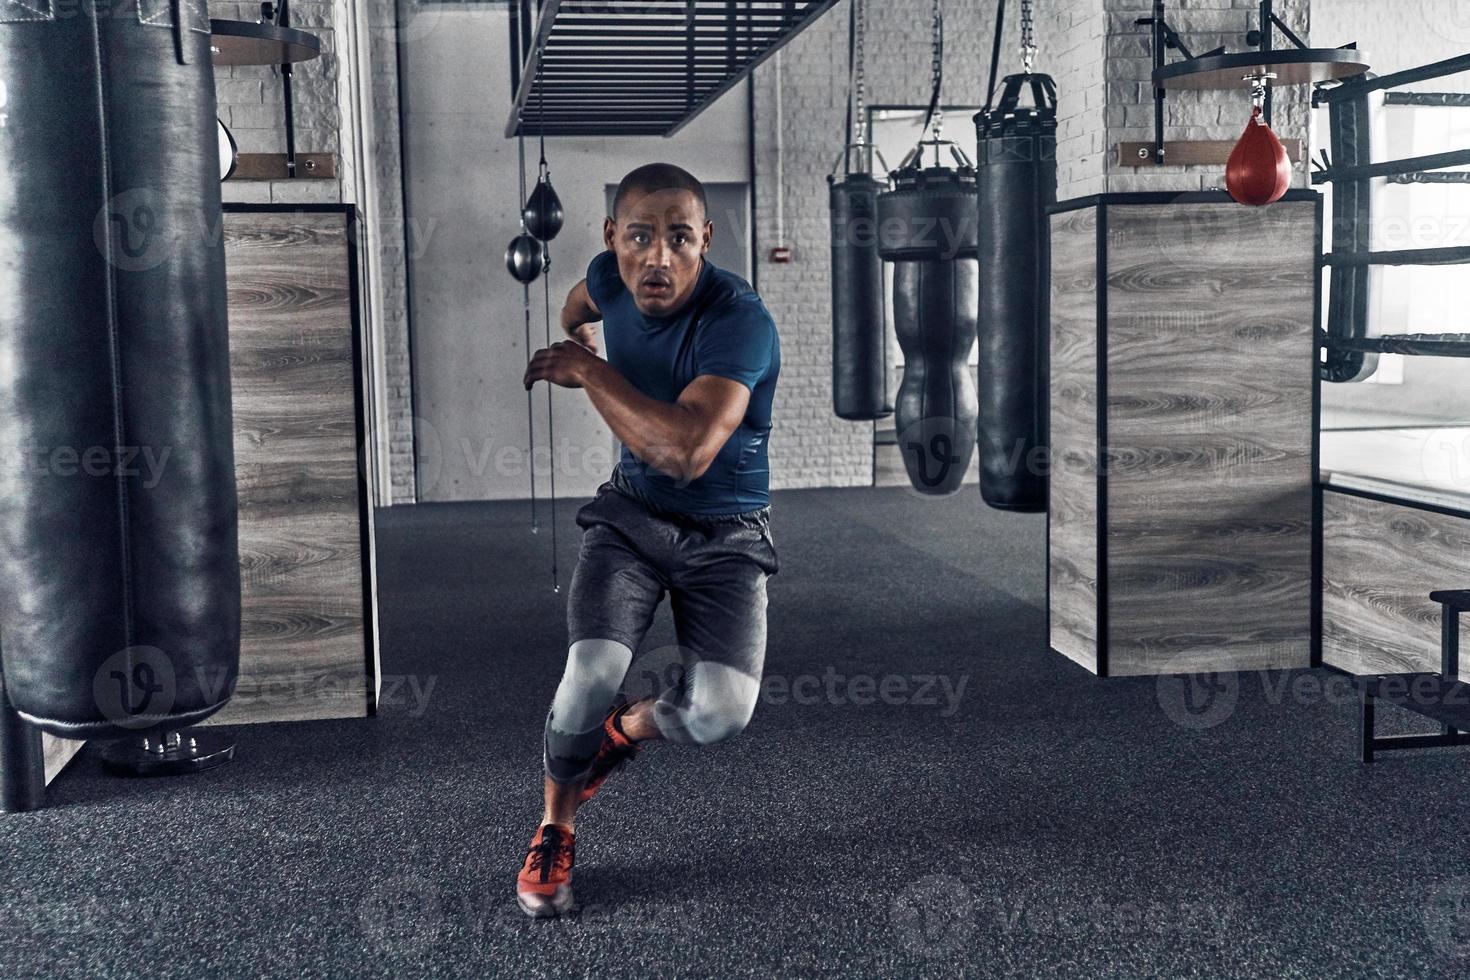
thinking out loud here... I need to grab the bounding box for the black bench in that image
[1357,590,1470,762]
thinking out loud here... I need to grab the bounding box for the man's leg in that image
[541,637,636,826]
[542,523,665,825]
[621,515,776,744]
[518,503,665,918]
[652,558,769,745]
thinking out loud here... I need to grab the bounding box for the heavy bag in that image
[828,173,892,421]
[1225,106,1291,207]
[877,166,979,496]
[0,0,242,737]
[974,73,1056,513]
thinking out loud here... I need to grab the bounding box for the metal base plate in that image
[1155,48,1369,90]
[100,732,236,778]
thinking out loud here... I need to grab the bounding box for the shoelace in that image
[528,826,571,881]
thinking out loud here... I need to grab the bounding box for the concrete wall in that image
[396,5,752,502]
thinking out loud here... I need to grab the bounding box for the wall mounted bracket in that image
[1136,0,1366,166]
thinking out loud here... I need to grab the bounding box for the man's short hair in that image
[612,163,708,221]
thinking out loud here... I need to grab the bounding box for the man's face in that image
[603,187,712,317]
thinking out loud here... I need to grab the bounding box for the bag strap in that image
[996,72,1057,115]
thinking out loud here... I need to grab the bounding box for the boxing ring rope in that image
[1313,50,1470,372]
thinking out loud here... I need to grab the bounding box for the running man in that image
[518,163,781,918]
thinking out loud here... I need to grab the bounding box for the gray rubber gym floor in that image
[3,484,1467,978]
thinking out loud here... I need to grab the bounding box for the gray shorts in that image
[567,468,779,676]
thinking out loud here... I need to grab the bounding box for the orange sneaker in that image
[515,823,575,918]
[577,702,641,807]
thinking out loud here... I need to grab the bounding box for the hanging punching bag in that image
[829,172,892,420]
[1226,106,1291,207]
[0,0,242,736]
[523,172,564,242]
[877,165,980,496]
[974,73,1056,513]
[506,233,546,283]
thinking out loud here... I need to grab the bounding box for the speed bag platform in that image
[974,72,1057,513]
[877,166,980,496]
[0,0,243,738]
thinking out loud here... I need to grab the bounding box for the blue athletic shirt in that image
[584,250,780,516]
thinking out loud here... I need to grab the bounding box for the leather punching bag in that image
[974,73,1056,513]
[828,172,892,420]
[0,0,242,736]
[1226,106,1291,207]
[877,166,980,496]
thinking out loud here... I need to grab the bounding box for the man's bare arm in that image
[584,368,748,484]
[522,341,748,484]
[561,279,602,353]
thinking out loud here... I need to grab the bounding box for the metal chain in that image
[1020,0,1036,74]
[929,0,943,140]
[517,133,528,233]
[537,38,549,174]
[854,0,866,145]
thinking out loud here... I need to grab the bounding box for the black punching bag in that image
[877,166,980,496]
[974,73,1056,513]
[828,173,892,421]
[0,0,242,736]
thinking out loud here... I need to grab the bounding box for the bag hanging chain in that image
[854,0,867,147]
[537,39,551,181]
[1020,0,1036,75]
[928,0,944,142]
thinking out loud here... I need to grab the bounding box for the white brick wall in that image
[749,0,1107,488]
[750,0,1318,491]
[1102,0,1312,193]
[1048,0,1110,198]
[211,0,344,204]
[751,0,1019,490]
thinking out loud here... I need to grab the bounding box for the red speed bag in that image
[1226,106,1291,206]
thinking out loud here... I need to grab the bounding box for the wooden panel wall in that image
[1047,208,1100,672]
[1103,202,1315,675]
[207,209,375,725]
[1322,490,1470,679]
